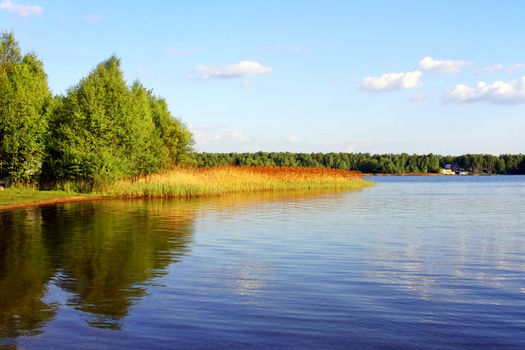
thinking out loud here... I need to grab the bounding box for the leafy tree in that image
[149,94,195,166]
[45,56,133,183]
[128,82,165,175]
[44,56,194,186]
[0,31,51,182]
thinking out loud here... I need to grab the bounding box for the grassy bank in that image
[0,166,372,208]
[0,188,88,207]
[99,166,372,198]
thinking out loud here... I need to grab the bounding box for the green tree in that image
[149,94,195,166]
[0,32,51,182]
[44,56,194,186]
[45,56,132,183]
[128,82,165,175]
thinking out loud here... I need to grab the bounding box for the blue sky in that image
[2,0,524,155]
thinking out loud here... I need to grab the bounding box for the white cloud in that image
[476,63,525,75]
[287,135,300,144]
[507,64,525,73]
[191,126,250,147]
[418,56,470,74]
[445,77,525,104]
[0,0,42,16]
[409,93,428,102]
[476,64,504,75]
[360,70,422,91]
[226,129,249,142]
[193,61,272,80]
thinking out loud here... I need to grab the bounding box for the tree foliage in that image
[43,56,194,186]
[0,31,51,182]
[149,93,195,166]
[0,32,194,187]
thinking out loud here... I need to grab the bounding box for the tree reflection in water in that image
[0,199,197,339]
[0,208,58,339]
[0,190,349,346]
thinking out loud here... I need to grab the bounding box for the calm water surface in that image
[1,176,525,349]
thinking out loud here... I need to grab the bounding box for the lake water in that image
[1,176,525,349]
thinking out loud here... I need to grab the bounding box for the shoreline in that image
[0,186,371,211]
[0,196,110,211]
[363,173,442,176]
[0,166,371,211]
[364,173,516,176]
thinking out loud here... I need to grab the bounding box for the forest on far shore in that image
[195,152,525,175]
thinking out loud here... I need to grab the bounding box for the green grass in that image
[0,188,86,206]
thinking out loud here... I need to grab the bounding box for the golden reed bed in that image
[99,166,372,198]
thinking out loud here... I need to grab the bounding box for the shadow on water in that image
[0,189,353,346]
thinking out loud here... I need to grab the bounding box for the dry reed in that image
[98,166,372,198]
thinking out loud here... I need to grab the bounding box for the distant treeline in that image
[0,32,193,187]
[196,153,525,175]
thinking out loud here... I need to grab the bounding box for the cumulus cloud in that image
[191,126,250,145]
[360,70,422,91]
[193,61,272,80]
[418,56,470,74]
[445,77,525,104]
[0,0,42,16]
